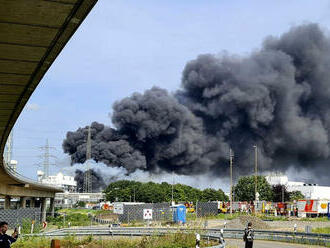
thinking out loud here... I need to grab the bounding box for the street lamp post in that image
[229,148,233,216]
[253,145,258,202]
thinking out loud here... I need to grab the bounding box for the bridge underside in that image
[0,0,97,211]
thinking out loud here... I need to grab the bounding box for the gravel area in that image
[206,218,330,231]
[266,220,330,231]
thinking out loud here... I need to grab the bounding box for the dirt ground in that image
[205,216,330,232]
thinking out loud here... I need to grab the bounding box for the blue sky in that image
[11,0,330,181]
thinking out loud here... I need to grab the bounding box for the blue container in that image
[173,205,186,224]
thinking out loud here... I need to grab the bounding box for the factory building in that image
[54,192,105,208]
[37,171,77,193]
[266,174,330,200]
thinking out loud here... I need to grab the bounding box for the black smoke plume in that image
[74,169,106,193]
[64,24,330,183]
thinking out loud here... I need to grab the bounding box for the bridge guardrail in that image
[4,163,62,190]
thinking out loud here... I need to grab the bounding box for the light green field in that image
[313,226,330,234]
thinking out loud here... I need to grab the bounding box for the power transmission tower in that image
[39,139,56,179]
[83,126,92,193]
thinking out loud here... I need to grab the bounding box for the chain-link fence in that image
[196,202,218,217]
[0,208,41,228]
[118,203,172,223]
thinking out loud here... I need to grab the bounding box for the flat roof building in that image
[38,171,77,193]
[266,174,330,200]
[54,192,105,208]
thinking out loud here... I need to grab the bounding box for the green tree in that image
[201,188,228,202]
[76,201,86,208]
[233,176,273,201]
[272,184,290,202]
[289,191,305,201]
[104,180,228,203]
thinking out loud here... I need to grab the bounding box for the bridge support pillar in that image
[50,198,55,217]
[30,197,36,208]
[19,196,27,208]
[41,197,47,222]
[4,196,11,209]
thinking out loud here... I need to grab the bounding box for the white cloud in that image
[25,103,40,111]
[59,160,228,191]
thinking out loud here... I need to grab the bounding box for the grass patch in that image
[300,216,329,222]
[47,213,92,228]
[313,227,330,234]
[13,234,221,248]
[57,208,108,215]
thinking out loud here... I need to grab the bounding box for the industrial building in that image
[54,192,105,208]
[37,171,77,193]
[266,174,330,200]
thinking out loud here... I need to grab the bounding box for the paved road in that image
[224,239,326,248]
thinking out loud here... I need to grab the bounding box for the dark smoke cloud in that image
[180,23,330,177]
[64,88,213,174]
[63,122,146,173]
[63,24,330,184]
[74,169,106,193]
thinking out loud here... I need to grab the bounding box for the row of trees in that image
[233,176,304,202]
[104,176,304,203]
[104,180,228,203]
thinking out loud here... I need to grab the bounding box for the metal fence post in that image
[127,210,130,224]
[196,201,198,219]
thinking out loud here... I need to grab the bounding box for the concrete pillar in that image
[4,196,11,209]
[41,197,47,222]
[30,197,36,208]
[19,197,27,208]
[50,198,55,217]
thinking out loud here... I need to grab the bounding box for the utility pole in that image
[83,126,92,193]
[171,171,174,205]
[229,148,233,216]
[253,145,258,202]
[171,123,183,206]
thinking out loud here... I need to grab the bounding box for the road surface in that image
[224,239,326,248]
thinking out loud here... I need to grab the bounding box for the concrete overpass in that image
[0,0,97,220]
